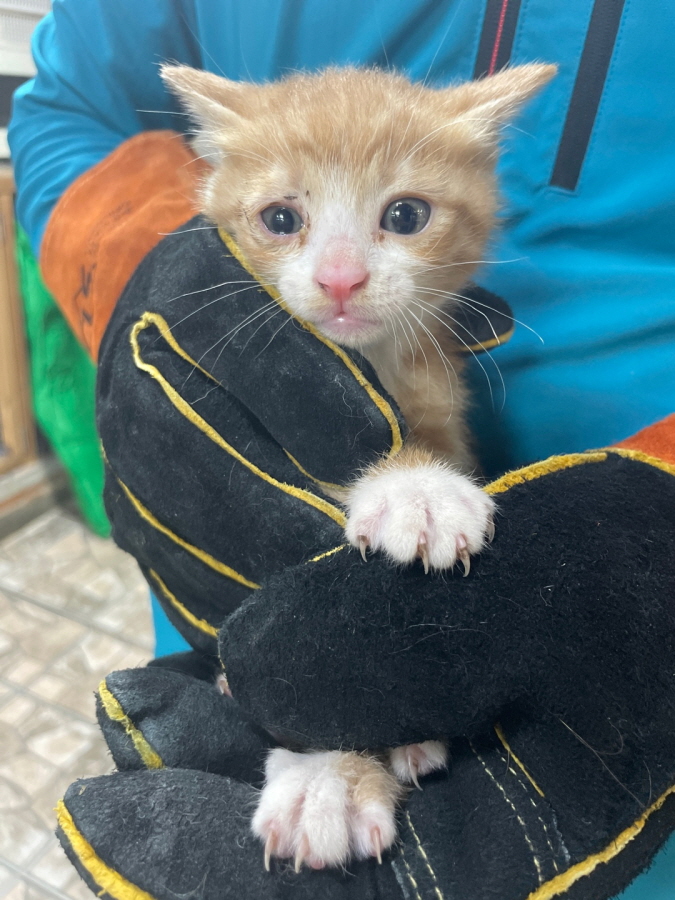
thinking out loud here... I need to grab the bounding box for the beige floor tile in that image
[0,863,18,897]
[26,721,96,771]
[28,676,69,705]
[2,878,68,900]
[0,695,38,728]
[50,634,145,686]
[0,807,51,867]
[30,843,74,891]
[0,752,57,795]
[1,659,45,688]
[64,876,95,900]
[0,509,153,899]
[0,513,151,652]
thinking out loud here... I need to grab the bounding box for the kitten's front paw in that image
[252,749,401,871]
[345,461,495,573]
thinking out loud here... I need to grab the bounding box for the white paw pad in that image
[389,741,448,787]
[252,749,400,870]
[345,463,495,573]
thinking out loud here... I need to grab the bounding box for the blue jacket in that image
[9,0,675,473]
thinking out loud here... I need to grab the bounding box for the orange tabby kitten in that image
[162,62,555,871]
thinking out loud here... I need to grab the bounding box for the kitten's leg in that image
[345,445,495,574]
[252,748,402,870]
[388,741,448,788]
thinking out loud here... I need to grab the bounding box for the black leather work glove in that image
[56,217,675,900]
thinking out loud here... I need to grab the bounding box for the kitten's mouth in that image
[316,313,383,346]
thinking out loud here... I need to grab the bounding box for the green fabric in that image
[15,224,109,536]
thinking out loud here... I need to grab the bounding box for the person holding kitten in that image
[9,0,675,896]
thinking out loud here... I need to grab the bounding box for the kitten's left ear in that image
[448,63,557,143]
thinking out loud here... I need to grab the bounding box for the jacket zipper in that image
[474,0,523,79]
[550,0,626,190]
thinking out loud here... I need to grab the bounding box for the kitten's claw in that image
[294,836,309,873]
[486,515,495,543]
[372,827,383,864]
[458,547,471,577]
[409,759,422,790]
[215,672,232,697]
[417,541,430,574]
[264,831,277,871]
[358,535,369,562]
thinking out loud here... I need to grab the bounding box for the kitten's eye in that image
[261,206,303,235]
[380,198,430,235]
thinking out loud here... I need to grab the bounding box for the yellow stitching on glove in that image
[219,229,403,459]
[469,738,544,885]
[56,799,158,900]
[284,450,344,493]
[494,724,545,798]
[524,781,675,900]
[485,452,608,496]
[306,544,347,563]
[115,472,261,589]
[486,447,675,498]
[97,680,164,770]
[404,810,445,900]
[605,447,675,477]
[130,313,347,528]
[149,569,219,638]
[463,325,515,353]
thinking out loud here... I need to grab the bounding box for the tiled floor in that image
[0,508,153,899]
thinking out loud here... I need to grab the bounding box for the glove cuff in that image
[40,131,208,359]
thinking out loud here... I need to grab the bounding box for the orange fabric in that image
[613,413,675,465]
[40,130,208,360]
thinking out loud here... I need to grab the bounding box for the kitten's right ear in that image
[160,65,247,163]
[446,63,557,147]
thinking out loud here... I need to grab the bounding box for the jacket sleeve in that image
[8,0,201,256]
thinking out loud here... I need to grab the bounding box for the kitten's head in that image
[162,64,555,349]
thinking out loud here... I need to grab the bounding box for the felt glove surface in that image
[61,608,675,900]
[220,449,675,750]
[86,211,675,900]
[216,445,675,899]
[97,215,408,654]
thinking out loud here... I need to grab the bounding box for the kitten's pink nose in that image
[316,263,369,308]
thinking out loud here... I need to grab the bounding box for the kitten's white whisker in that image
[167,279,259,303]
[444,289,544,343]
[399,121,463,166]
[240,306,287,353]
[167,286,261,332]
[217,301,282,349]
[401,306,439,415]
[413,298,505,412]
[406,307,457,420]
[136,108,191,116]
[158,225,219,235]
[421,4,461,88]
[382,319,402,372]
[181,301,281,386]
[410,257,526,276]
[415,283,542,343]
[415,286,500,343]
[391,309,418,379]
[253,310,295,358]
